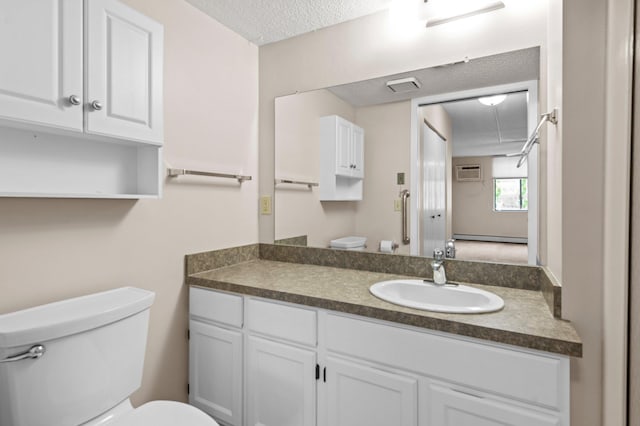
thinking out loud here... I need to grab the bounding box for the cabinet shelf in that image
[0,127,161,199]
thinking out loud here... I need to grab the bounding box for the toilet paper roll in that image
[380,240,395,254]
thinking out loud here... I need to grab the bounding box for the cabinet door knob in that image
[91,100,103,111]
[68,95,81,106]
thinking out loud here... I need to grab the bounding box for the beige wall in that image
[560,1,607,424]
[274,89,357,247]
[452,156,528,239]
[353,101,412,254]
[0,0,259,406]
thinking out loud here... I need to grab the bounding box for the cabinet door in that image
[0,0,83,131]
[85,0,163,144]
[335,118,354,177]
[429,382,562,426]
[247,336,316,426]
[325,356,418,426]
[189,321,243,426]
[351,125,364,178]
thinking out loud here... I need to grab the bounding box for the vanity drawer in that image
[246,298,317,346]
[190,287,243,328]
[325,313,568,410]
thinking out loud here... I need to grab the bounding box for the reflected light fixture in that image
[478,94,507,106]
[425,0,505,27]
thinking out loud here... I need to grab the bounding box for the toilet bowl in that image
[0,287,219,426]
[83,400,217,426]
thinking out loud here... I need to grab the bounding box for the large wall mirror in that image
[274,47,541,265]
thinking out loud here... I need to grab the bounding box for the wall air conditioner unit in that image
[455,164,482,182]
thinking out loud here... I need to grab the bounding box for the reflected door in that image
[421,123,446,256]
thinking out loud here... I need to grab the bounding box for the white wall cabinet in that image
[0,0,83,131]
[0,0,163,198]
[319,115,364,200]
[189,287,570,426]
[86,0,163,144]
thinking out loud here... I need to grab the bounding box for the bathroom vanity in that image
[186,244,580,426]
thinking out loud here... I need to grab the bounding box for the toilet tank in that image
[0,287,155,426]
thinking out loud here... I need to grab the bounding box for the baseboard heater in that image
[453,234,528,244]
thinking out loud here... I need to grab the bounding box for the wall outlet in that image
[260,195,272,215]
[394,199,402,211]
[397,172,405,185]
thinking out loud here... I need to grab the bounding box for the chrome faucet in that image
[431,248,447,285]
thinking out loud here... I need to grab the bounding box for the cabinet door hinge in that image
[316,364,320,380]
[187,383,190,395]
[323,367,327,383]
[187,329,190,340]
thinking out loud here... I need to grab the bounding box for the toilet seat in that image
[113,401,219,426]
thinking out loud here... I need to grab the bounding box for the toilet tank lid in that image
[0,287,155,348]
[330,236,367,248]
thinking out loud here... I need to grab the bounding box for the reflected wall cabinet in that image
[189,287,571,426]
[0,0,163,198]
[319,115,364,201]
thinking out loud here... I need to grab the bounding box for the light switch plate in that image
[260,196,272,215]
[397,172,405,185]
[394,199,402,211]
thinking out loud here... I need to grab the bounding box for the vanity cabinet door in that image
[189,320,243,426]
[0,0,83,131]
[324,356,418,426]
[85,0,163,144]
[428,382,562,426]
[247,335,316,426]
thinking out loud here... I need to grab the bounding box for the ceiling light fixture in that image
[425,0,505,28]
[478,94,507,106]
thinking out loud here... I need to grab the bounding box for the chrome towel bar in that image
[275,179,319,189]
[507,108,558,168]
[167,168,252,183]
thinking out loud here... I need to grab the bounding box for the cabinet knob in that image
[68,95,81,106]
[91,100,103,111]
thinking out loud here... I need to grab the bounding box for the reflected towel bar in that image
[275,179,319,189]
[506,108,558,168]
[167,168,252,183]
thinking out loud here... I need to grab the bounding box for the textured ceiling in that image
[328,47,539,107]
[185,0,392,45]
[442,92,528,157]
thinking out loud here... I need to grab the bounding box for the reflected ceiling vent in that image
[386,77,422,93]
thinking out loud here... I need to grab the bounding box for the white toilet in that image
[329,236,367,251]
[0,287,219,426]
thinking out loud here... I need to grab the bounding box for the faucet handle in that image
[433,248,444,261]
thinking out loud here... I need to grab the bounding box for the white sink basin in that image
[369,280,504,314]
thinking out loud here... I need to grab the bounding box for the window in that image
[494,178,528,211]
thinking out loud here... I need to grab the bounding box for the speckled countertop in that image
[187,259,582,357]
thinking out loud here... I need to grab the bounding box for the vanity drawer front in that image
[325,314,567,410]
[246,298,317,346]
[190,287,243,328]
